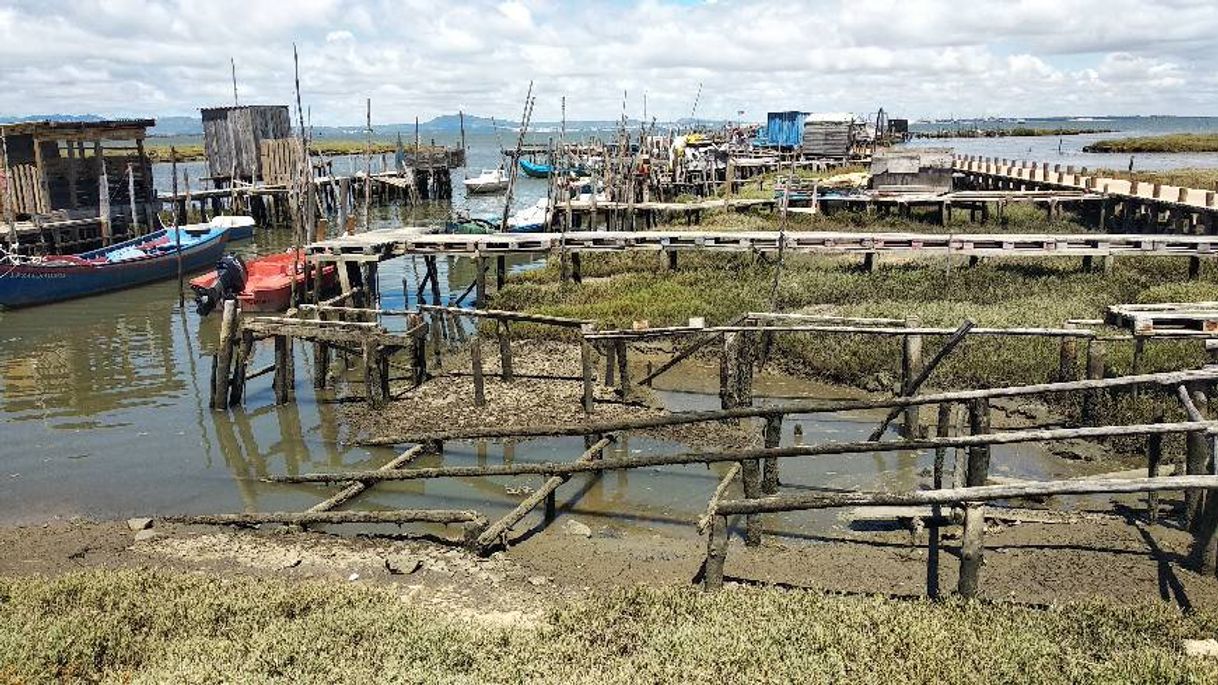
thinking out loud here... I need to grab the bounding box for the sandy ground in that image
[5,504,1218,620]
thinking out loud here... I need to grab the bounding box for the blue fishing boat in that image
[519,159,552,178]
[0,222,230,309]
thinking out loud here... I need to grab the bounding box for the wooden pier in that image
[954,154,1218,234]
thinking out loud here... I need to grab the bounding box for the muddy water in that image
[0,158,1114,534]
[1,251,1113,540]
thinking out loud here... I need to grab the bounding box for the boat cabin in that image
[0,118,157,253]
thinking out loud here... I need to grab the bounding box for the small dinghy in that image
[506,198,550,232]
[209,215,257,241]
[462,168,509,194]
[190,250,337,315]
[0,221,229,309]
[518,159,553,178]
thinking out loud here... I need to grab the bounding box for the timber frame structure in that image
[0,119,157,253]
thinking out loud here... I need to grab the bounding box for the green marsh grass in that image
[2,570,1216,683]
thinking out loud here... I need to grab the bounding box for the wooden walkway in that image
[954,155,1218,212]
[306,228,1218,261]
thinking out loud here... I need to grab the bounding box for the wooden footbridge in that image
[305,228,1218,277]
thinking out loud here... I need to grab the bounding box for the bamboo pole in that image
[273,420,1218,485]
[474,436,613,553]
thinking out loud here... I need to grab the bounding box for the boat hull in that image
[519,160,552,178]
[190,251,337,313]
[0,231,228,309]
[463,180,509,194]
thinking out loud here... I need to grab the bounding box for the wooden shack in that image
[0,118,157,250]
[201,106,292,183]
[869,148,955,192]
[801,113,854,159]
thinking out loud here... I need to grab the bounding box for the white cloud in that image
[0,0,1215,123]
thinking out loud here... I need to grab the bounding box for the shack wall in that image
[201,106,292,181]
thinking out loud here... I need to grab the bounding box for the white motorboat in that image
[463,168,508,194]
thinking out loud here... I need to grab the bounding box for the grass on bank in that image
[1,570,1216,683]
[1084,133,1218,154]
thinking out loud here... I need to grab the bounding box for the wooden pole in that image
[761,415,782,494]
[308,445,427,513]
[273,335,294,404]
[1083,339,1106,425]
[870,320,973,441]
[703,514,728,591]
[957,503,986,598]
[580,323,596,413]
[498,320,514,382]
[360,368,1218,446]
[163,509,485,527]
[471,333,486,407]
[277,421,1218,485]
[210,300,238,410]
[170,148,183,306]
[475,436,613,553]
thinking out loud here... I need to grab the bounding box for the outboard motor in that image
[194,253,247,316]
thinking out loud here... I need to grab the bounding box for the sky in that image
[1,0,1217,125]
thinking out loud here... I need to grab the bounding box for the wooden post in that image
[1057,325,1078,382]
[571,252,582,285]
[703,514,728,591]
[1083,339,1106,426]
[210,300,238,410]
[967,398,990,487]
[720,332,739,410]
[475,256,488,308]
[272,335,294,404]
[228,330,254,407]
[471,333,486,407]
[580,323,595,413]
[363,340,388,409]
[603,341,616,388]
[312,309,331,389]
[957,503,985,598]
[902,316,923,438]
[762,415,781,494]
[498,320,514,382]
[742,456,762,546]
[1186,389,1209,529]
[429,309,443,369]
[928,401,953,599]
[496,255,507,290]
[615,339,630,398]
[1147,416,1163,522]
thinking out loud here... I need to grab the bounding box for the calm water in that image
[906,115,1218,171]
[0,133,1125,534]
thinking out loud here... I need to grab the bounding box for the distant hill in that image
[0,113,106,124]
[149,116,202,136]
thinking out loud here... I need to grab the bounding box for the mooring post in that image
[272,335,295,404]
[498,320,514,382]
[902,316,924,438]
[210,299,238,410]
[580,324,596,413]
[761,414,782,494]
[1082,339,1106,426]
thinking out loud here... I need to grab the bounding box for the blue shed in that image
[761,111,808,148]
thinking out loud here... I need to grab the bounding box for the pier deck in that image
[306,228,1218,261]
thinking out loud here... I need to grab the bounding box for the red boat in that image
[190,250,336,314]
